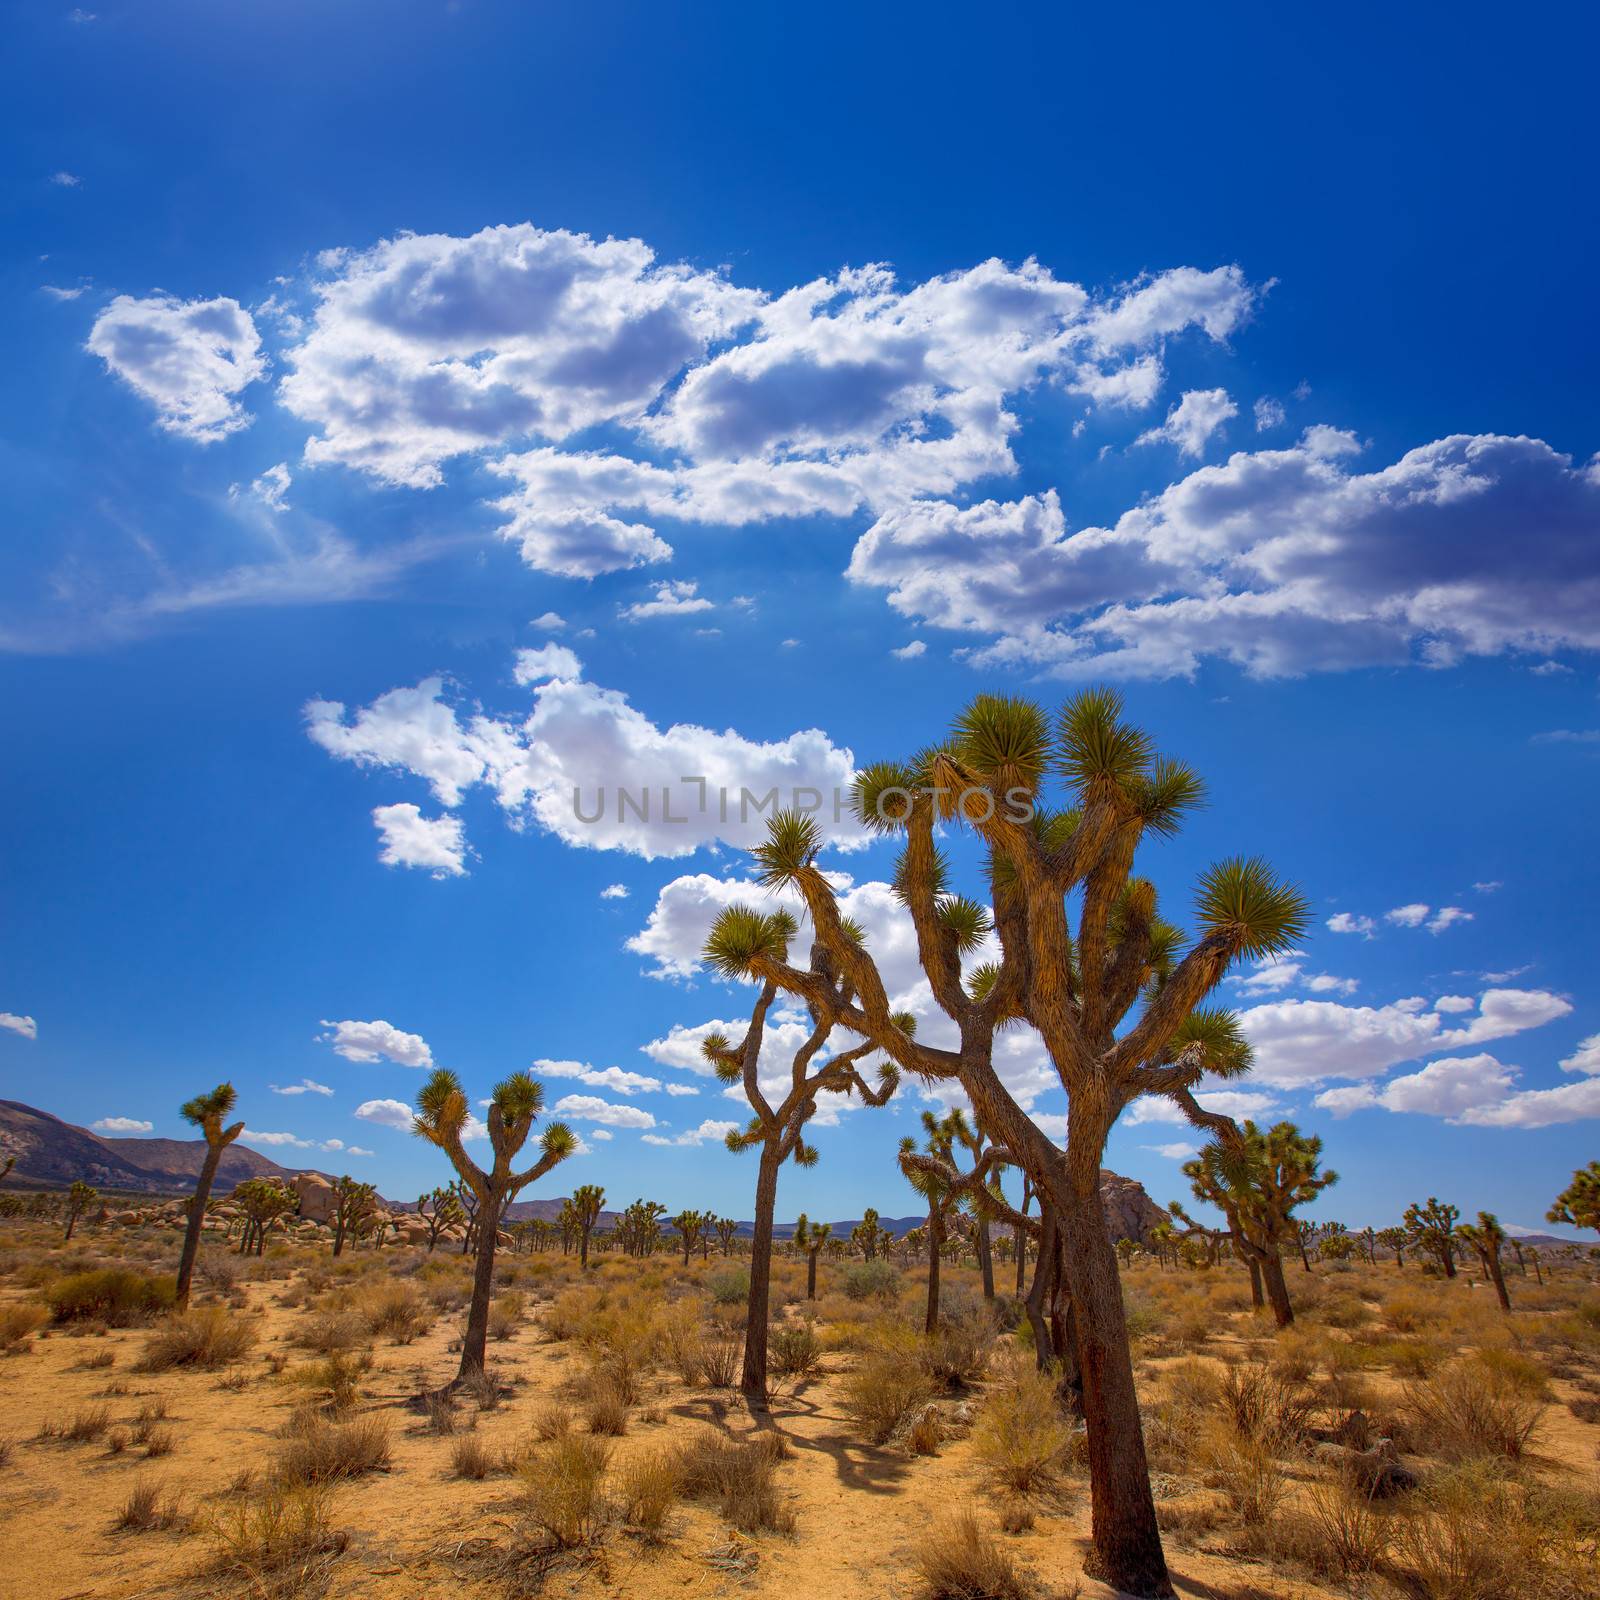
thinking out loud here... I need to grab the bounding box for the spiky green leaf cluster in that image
[703,905,794,978]
[1195,857,1311,960]
[753,809,822,888]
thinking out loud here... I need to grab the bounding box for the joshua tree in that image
[234,1176,295,1254]
[414,1068,575,1386]
[706,690,1307,1599]
[1404,1197,1460,1277]
[175,1082,244,1310]
[699,931,900,1398]
[793,1213,831,1298]
[1526,1245,1544,1285]
[1292,1218,1318,1272]
[898,1110,968,1333]
[1548,1162,1600,1236]
[1458,1211,1513,1312]
[418,1186,465,1251]
[617,1198,666,1256]
[1181,1122,1337,1327]
[571,1184,605,1267]
[671,1208,711,1266]
[714,1216,739,1255]
[1376,1225,1408,1267]
[64,1179,98,1240]
[851,1206,887,1261]
[330,1175,378,1257]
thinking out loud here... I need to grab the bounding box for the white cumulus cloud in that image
[372,802,469,877]
[319,1018,434,1068]
[1,1013,38,1040]
[92,1116,153,1134]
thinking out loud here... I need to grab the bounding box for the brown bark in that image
[925,1210,944,1334]
[1245,1254,1264,1309]
[806,1247,818,1299]
[975,1215,995,1300]
[741,1143,782,1398]
[457,1190,503,1383]
[175,1141,225,1311]
[1262,1249,1295,1327]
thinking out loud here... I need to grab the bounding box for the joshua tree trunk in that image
[1441,1242,1456,1278]
[806,1247,818,1299]
[176,1142,225,1311]
[1245,1254,1264,1309]
[1054,1136,1172,1599]
[1486,1251,1511,1312]
[457,1190,503,1383]
[975,1216,995,1300]
[579,1224,591,1268]
[740,1143,782,1399]
[925,1210,944,1334]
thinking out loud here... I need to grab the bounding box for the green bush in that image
[46,1268,175,1326]
[706,1268,749,1306]
[841,1260,901,1301]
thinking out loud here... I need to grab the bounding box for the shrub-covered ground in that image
[1,1218,1597,1600]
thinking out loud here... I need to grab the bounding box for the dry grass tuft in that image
[205,1482,349,1600]
[843,1337,937,1445]
[114,1478,190,1534]
[1,1301,51,1350]
[449,1433,496,1480]
[618,1446,679,1537]
[676,1429,793,1533]
[519,1432,611,1547]
[273,1411,391,1486]
[1405,1351,1547,1460]
[972,1360,1072,1492]
[141,1306,258,1371]
[914,1510,1030,1599]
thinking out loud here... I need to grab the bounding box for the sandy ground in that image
[2,1248,1595,1600]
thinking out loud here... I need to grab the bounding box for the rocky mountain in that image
[0,1100,322,1195]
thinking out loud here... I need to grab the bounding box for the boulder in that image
[1099,1170,1168,1245]
[294,1173,336,1224]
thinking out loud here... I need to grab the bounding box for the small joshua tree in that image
[1457,1211,1512,1312]
[418,1186,465,1251]
[668,1203,707,1267]
[699,918,901,1398]
[1181,1121,1337,1327]
[1548,1161,1600,1237]
[793,1213,831,1298]
[330,1175,378,1257]
[570,1184,605,1267]
[714,1216,740,1255]
[64,1179,98,1240]
[1376,1225,1408,1267]
[898,1110,968,1334]
[851,1206,887,1261]
[1404,1197,1461,1277]
[414,1068,575,1386]
[234,1177,295,1254]
[175,1082,244,1309]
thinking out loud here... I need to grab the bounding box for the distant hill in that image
[0,1099,327,1195]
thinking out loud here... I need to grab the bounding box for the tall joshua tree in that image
[1377,1225,1408,1267]
[1180,1122,1337,1327]
[175,1083,244,1310]
[330,1176,378,1257]
[700,921,901,1399]
[706,689,1306,1597]
[851,1206,886,1260]
[793,1213,831,1297]
[414,1068,575,1386]
[1548,1162,1600,1237]
[1404,1197,1460,1277]
[672,1208,711,1266]
[571,1184,605,1267]
[1458,1211,1512,1312]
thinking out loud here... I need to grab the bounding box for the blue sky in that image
[3,0,1598,1234]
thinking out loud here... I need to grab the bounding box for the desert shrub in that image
[115,1478,189,1533]
[706,1268,749,1307]
[141,1306,258,1371]
[1387,1337,1449,1378]
[697,1330,742,1387]
[1203,1430,1287,1526]
[1217,1361,1314,1451]
[915,1509,1029,1599]
[293,1349,373,1412]
[675,1429,792,1533]
[532,1405,571,1443]
[450,1434,495,1480]
[842,1260,901,1301]
[488,1290,524,1341]
[843,1339,937,1445]
[143,1425,177,1457]
[769,1319,822,1381]
[657,1298,709,1384]
[0,1300,50,1349]
[519,1433,611,1547]
[618,1447,679,1536]
[1297,1474,1391,1577]
[924,1291,997,1388]
[296,1309,365,1353]
[205,1483,349,1598]
[907,1406,944,1456]
[46,1268,174,1326]
[352,1281,432,1344]
[273,1412,391,1486]
[972,1360,1072,1492]
[47,1402,112,1442]
[583,1372,630,1436]
[1405,1352,1547,1461]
